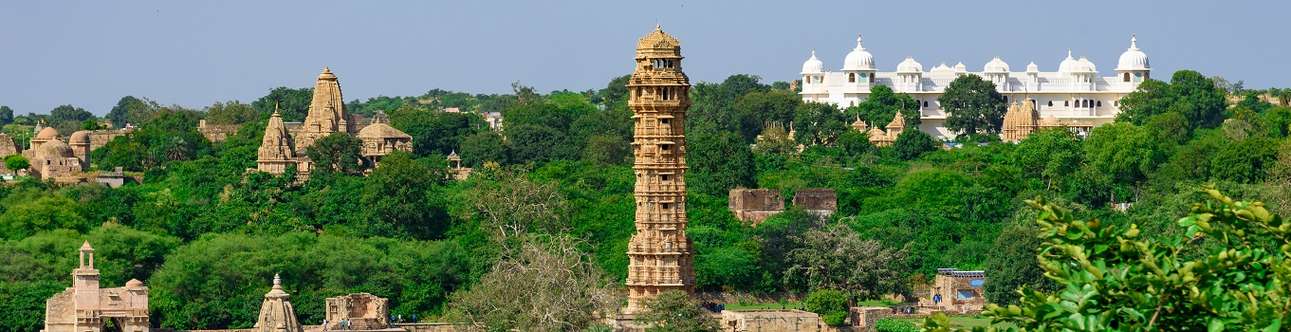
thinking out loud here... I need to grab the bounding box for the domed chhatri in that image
[798,33,1151,140]
[801,50,824,74]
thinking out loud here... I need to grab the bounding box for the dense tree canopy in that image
[940,75,1006,138]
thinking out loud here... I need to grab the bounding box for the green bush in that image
[803,288,849,326]
[874,318,918,332]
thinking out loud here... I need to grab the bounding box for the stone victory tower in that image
[624,25,695,313]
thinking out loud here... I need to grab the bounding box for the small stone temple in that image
[255,274,304,332]
[851,111,906,147]
[1001,99,1040,142]
[623,25,696,314]
[918,268,987,314]
[728,188,784,224]
[11,124,131,181]
[43,242,151,332]
[255,68,413,177]
[446,151,472,180]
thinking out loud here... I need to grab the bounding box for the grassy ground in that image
[897,315,1008,329]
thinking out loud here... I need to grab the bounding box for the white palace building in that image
[799,34,1151,140]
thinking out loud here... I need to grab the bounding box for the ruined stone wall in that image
[728,188,785,225]
[197,120,242,143]
[793,188,837,217]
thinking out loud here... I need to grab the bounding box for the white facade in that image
[800,34,1151,140]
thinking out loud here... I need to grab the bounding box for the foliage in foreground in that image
[927,188,1291,331]
[639,290,721,332]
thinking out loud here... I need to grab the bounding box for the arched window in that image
[848,73,856,83]
[1097,100,1102,107]
[1123,72,1131,82]
[1064,100,1069,107]
[1048,101,1053,107]
[923,101,929,108]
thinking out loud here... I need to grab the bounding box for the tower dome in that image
[983,57,1010,73]
[801,50,824,74]
[842,34,875,71]
[36,138,75,159]
[953,62,967,73]
[35,127,59,140]
[1026,61,1039,73]
[1058,50,1080,73]
[897,57,923,73]
[1116,34,1150,71]
[69,130,91,145]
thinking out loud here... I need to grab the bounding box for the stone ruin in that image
[43,242,151,332]
[728,188,784,224]
[793,188,837,217]
[918,268,987,314]
[325,293,390,330]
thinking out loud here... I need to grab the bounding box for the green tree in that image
[1083,122,1168,184]
[446,236,619,331]
[639,290,721,332]
[850,84,921,129]
[803,288,849,326]
[459,131,507,166]
[983,214,1056,306]
[388,107,485,157]
[793,102,848,146]
[303,133,363,175]
[874,318,918,332]
[49,104,94,135]
[956,189,1291,331]
[92,107,212,171]
[940,75,1006,137]
[733,89,800,142]
[1117,70,1227,132]
[0,194,90,240]
[891,129,939,160]
[785,224,907,299]
[106,96,159,128]
[1013,129,1082,189]
[362,152,449,239]
[582,134,629,164]
[0,105,13,125]
[203,100,259,125]
[4,154,29,171]
[251,87,313,122]
[686,125,756,196]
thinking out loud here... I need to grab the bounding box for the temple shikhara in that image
[799,34,1152,141]
[624,25,696,313]
[255,68,413,176]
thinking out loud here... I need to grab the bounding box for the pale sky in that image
[0,0,1285,115]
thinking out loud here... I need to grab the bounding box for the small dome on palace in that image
[897,57,923,73]
[125,278,145,288]
[37,138,75,159]
[1078,57,1098,73]
[842,34,875,71]
[1026,62,1039,72]
[983,57,1009,73]
[953,62,967,72]
[1116,35,1150,71]
[1058,51,1080,73]
[35,127,59,140]
[69,130,91,145]
[930,63,953,74]
[801,51,824,74]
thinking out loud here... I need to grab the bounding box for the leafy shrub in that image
[803,288,849,326]
[874,318,918,332]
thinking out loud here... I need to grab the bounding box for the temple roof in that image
[356,122,411,140]
[637,25,680,51]
[35,126,59,140]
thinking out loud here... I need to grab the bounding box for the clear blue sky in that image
[0,0,1285,115]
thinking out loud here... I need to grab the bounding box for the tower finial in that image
[1130,33,1138,49]
[1067,49,1073,58]
[272,273,282,289]
[655,23,662,31]
[273,101,281,116]
[856,33,864,49]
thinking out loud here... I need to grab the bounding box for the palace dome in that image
[1058,51,1080,73]
[36,138,74,159]
[842,35,875,71]
[1026,62,1039,73]
[897,57,923,73]
[801,51,824,74]
[983,57,1009,73]
[1078,57,1098,73]
[35,127,59,140]
[69,130,91,145]
[953,62,967,73]
[930,63,953,74]
[1116,35,1150,71]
